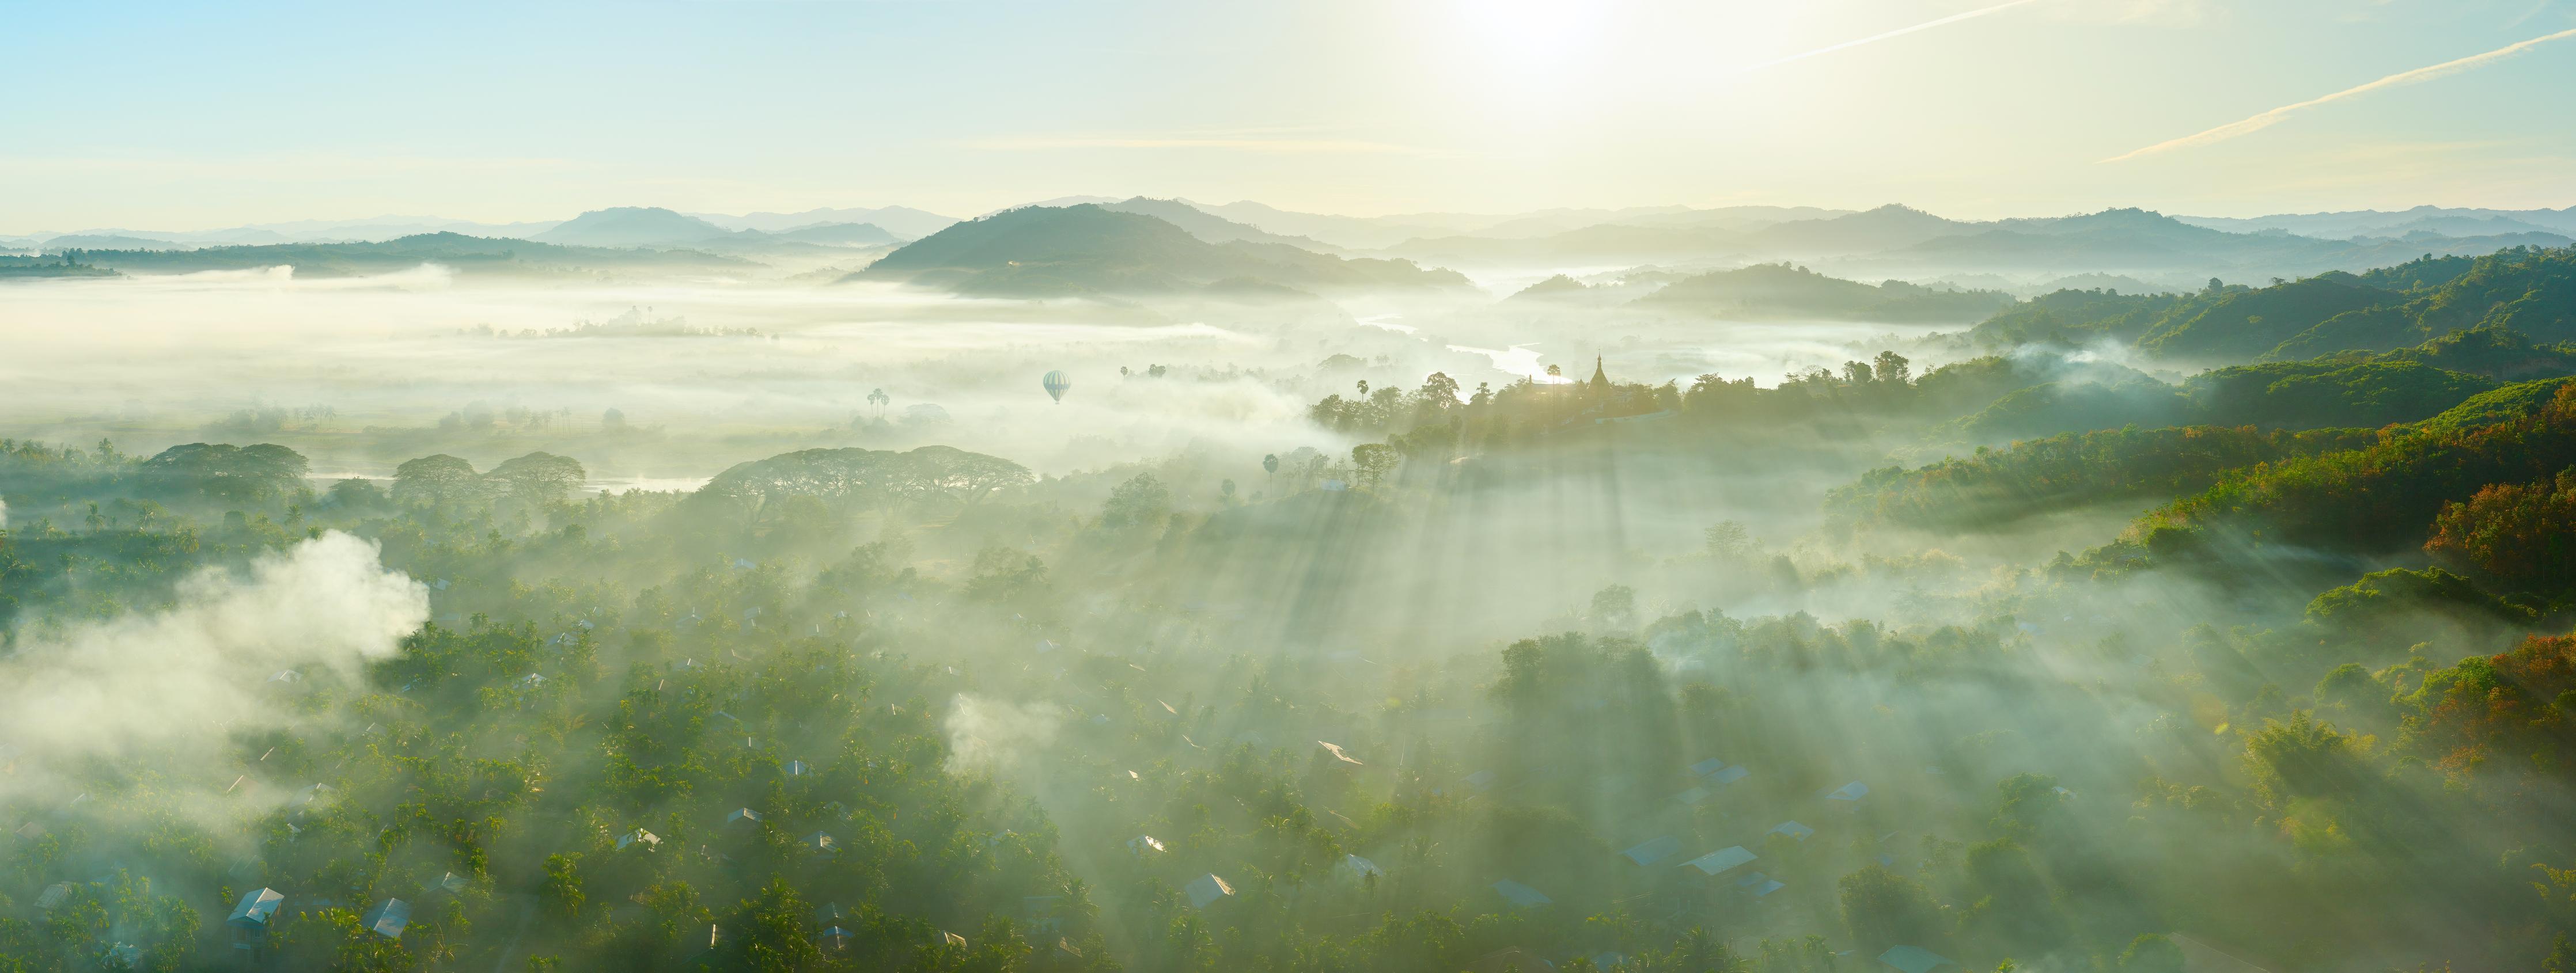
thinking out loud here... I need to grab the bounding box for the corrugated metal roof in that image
[228,888,283,927]
[1185,873,1234,909]
[1621,835,1683,866]
[1681,846,1757,876]
[1492,880,1552,909]
[362,899,410,940]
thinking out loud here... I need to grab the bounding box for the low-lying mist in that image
[3,249,2564,973]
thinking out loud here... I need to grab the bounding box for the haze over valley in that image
[9,3,2576,972]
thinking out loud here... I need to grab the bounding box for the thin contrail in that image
[1736,0,2053,74]
[2104,25,2576,162]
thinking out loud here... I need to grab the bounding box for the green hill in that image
[2369,325,2576,382]
[1829,424,2381,530]
[2135,272,2395,360]
[532,207,734,247]
[849,204,1471,296]
[1507,273,1592,301]
[2121,376,2576,556]
[1633,263,2013,322]
[1963,248,2575,363]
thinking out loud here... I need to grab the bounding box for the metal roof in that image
[1879,945,1954,973]
[1185,873,1234,909]
[228,888,284,928]
[1826,781,1869,801]
[1621,835,1683,866]
[362,899,410,940]
[1492,880,1552,909]
[1681,846,1757,876]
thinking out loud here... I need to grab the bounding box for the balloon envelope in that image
[1042,370,1070,403]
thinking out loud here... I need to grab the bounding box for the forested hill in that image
[847,204,1473,297]
[52,233,756,279]
[1825,316,2576,533]
[2097,376,2576,565]
[1633,263,2014,323]
[1965,246,2576,363]
[0,255,119,278]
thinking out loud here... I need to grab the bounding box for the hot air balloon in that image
[1042,370,1071,404]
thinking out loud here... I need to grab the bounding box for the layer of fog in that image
[0,533,427,804]
[0,269,1956,485]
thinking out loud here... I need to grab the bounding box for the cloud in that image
[2103,25,2576,163]
[1735,0,2055,74]
[0,532,427,792]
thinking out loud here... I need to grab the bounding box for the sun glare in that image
[1456,0,1605,66]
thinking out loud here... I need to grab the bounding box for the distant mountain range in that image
[3,206,951,252]
[532,207,904,254]
[1857,207,2570,279]
[1188,202,1845,251]
[1348,202,2573,284]
[2179,205,2576,240]
[47,232,755,278]
[691,205,957,240]
[2,216,564,249]
[12,198,2574,295]
[846,203,1472,297]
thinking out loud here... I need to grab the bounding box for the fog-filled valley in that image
[11,190,2576,973]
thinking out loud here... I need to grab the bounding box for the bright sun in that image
[1457,0,1606,66]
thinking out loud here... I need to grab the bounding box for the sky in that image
[3,0,2574,231]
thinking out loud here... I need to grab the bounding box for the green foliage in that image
[1837,865,1940,952]
[2117,379,2576,559]
[1101,473,1171,529]
[2374,325,2576,382]
[2181,360,2494,430]
[2136,272,2394,360]
[2426,469,2576,595]
[139,442,310,503]
[2301,567,2536,647]
[1829,424,2377,529]
[2117,934,2185,973]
